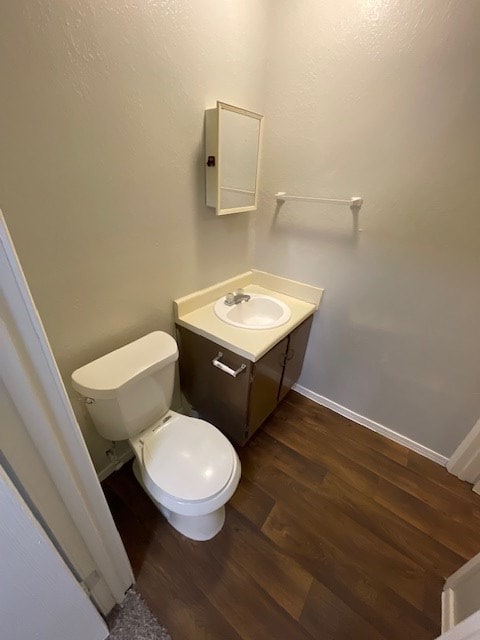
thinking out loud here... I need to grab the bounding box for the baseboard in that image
[292,384,448,467]
[97,450,134,482]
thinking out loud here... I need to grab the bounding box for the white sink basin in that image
[214,293,291,330]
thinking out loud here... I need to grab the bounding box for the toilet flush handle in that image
[212,352,247,378]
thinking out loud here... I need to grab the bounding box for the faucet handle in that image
[225,292,235,305]
[235,288,244,295]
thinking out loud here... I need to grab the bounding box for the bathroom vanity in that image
[177,316,312,445]
[174,271,323,445]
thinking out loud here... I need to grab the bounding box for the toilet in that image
[71,331,241,541]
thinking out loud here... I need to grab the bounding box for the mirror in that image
[205,102,263,215]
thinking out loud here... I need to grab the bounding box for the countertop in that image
[174,272,323,361]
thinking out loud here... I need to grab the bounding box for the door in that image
[177,326,252,444]
[0,464,108,640]
[248,337,288,438]
[279,315,313,401]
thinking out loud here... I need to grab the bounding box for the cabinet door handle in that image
[285,348,295,361]
[212,352,247,378]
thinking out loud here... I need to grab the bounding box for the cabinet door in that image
[247,337,288,437]
[279,315,313,401]
[177,326,252,445]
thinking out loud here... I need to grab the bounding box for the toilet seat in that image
[141,414,235,502]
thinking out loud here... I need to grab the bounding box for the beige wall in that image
[255,0,480,457]
[2,0,480,469]
[0,0,267,471]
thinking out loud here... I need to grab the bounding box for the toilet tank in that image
[71,332,178,441]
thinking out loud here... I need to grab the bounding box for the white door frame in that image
[0,211,133,612]
[447,418,480,492]
[440,551,480,636]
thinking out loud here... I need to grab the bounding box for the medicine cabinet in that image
[205,101,263,215]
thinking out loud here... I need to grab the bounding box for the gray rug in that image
[107,588,172,639]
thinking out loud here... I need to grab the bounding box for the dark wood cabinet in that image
[247,337,288,437]
[176,314,313,445]
[279,315,313,401]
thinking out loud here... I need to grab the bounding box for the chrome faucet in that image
[224,289,251,306]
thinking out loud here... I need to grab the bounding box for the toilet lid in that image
[142,416,235,502]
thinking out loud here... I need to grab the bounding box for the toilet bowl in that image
[71,331,241,541]
[130,411,241,540]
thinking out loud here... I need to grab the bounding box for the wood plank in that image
[262,502,437,639]
[148,513,315,640]
[375,478,480,560]
[299,579,386,640]
[228,469,275,528]
[407,450,480,500]
[282,391,409,465]
[267,401,480,532]
[321,473,466,578]
[262,414,380,495]
[319,425,480,524]
[254,464,428,613]
[213,506,313,620]
[244,433,465,578]
[242,430,328,494]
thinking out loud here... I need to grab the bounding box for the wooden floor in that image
[103,392,480,640]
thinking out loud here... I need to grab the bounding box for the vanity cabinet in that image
[278,315,313,402]
[176,314,313,446]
